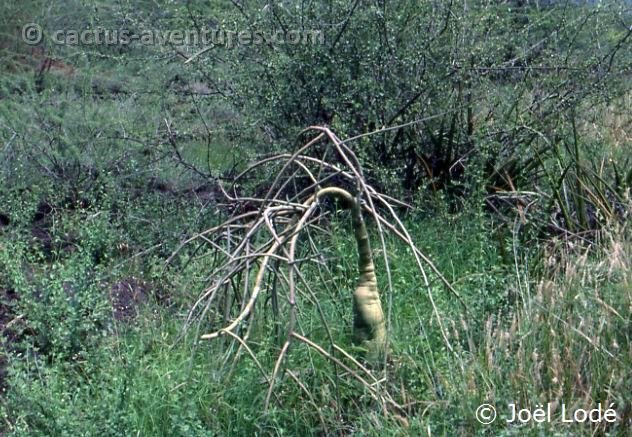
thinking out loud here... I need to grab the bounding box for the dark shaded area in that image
[109,278,150,322]
[0,288,21,395]
[29,199,78,259]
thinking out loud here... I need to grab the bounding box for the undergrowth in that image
[1,186,629,434]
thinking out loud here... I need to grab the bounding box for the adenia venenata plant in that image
[171,126,463,414]
[304,186,387,359]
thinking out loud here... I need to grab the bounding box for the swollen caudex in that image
[314,187,386,359]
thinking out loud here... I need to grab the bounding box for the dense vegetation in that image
[1,0,630,435]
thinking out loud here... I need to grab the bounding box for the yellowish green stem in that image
[315,188,386,360]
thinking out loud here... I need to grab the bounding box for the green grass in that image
[3,172,627,436]
[1,179,629,435]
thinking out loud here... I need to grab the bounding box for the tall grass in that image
[444,224,631,434]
